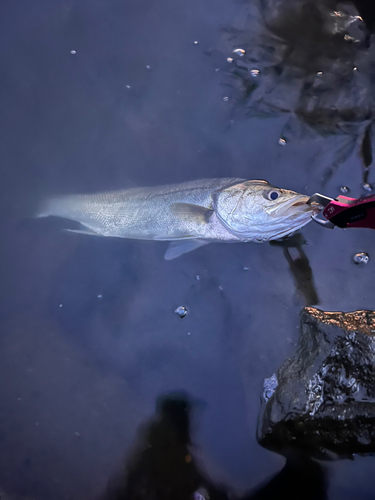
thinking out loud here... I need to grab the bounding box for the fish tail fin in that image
[35,194,82,220]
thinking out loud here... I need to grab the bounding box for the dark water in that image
[0,0,375,499]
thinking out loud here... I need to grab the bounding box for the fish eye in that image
[268,190,280,201]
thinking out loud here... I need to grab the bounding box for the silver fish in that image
[37,178,319,259]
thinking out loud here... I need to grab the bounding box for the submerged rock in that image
[258,307,375,459]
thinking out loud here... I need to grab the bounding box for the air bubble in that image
[70,50,76,55]
[233,48,245,57]
[175,306,188,318]
[223,96,229,101]
[353,252,369,265]
[362,183,373,192]
[340,186,350,194]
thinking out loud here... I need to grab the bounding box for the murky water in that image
[0,0,375,499]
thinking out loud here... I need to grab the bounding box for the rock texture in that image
[258,307,375,459]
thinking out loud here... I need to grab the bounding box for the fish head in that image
[213,180,321,241]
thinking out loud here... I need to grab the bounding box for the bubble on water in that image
[353,66,358,71]
[263,373,278,402]
[126,85,131,89]
[353,252,369,265]
[223,96,229,101]
[250,69,260,77]
[278,137,287,146]
[227,57,233,63]
[70,50,76,55]
[195,275,201,280]
[362,182,373,192]
[175,305,188,318]
[340,186,350,193]
[97,294,103,299]
[146,65,151,69]
[317,71,323,75]
[215,68,220,72]
[59,304,63,308]
[243,266,250,271]
[233,48,245,57]
[193,40,199,45]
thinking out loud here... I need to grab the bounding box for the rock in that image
[258,307,375,459]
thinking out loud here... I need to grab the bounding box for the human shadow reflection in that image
[270,234,319,306]
[100,393,327,500]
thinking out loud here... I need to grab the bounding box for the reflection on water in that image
[270,234,319,305]
[101,393,228,500]
[101,393,328,500]
[221,0,375,185]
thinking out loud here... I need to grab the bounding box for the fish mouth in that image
[279,195,322,216]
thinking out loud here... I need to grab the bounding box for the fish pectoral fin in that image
[164,239,209,260]
[169,203,213,223]
[63,228,101,236]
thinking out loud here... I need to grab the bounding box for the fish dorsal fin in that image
[169,203,213,223]
[164,239,209,260]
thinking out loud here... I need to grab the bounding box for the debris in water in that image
[363,182,373,192]
[340,186,350,193]
[223,96,229,101]
[233,48,245,56]
[175,306,188,318]
[263,373,278,402]
[250,69,260,77]
[278,137,287,146]
[195,275,201,280]
[227,57,233,63]
[353,252,369,265]
[70,50,76,55]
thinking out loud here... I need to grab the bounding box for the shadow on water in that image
[219,0,375,186]
[100,393,327,500]
[100,393,228,500]
[269,234,319,306]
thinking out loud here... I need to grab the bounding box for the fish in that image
[36,178,320,259]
